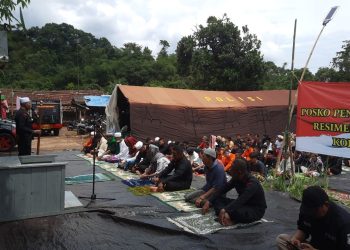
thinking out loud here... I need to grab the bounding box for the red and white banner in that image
[296,81,350,158]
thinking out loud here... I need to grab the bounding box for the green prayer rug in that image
[151,188,196,202]
[65,173,114,185]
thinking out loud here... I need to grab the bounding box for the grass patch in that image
[263,173,329,201]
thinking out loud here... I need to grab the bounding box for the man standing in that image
[15,97,40,156]
[202,159,267,226]
[276,186,350,250]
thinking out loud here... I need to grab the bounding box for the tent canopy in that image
[106,85,296,143]
[118,85,293,108]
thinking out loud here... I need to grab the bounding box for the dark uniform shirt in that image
[297,202,350,250]
[15,108,34,155]
[209,174,267,214]
[158,157,192,189]
[248,160,267,177]
[15,108,33,136]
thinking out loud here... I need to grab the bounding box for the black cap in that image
[300,186,329,216]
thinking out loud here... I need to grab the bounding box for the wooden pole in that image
[284,19,297,175]
[36,108,42,155]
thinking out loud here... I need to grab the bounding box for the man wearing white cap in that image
[15,97,41,155]
[122,141,143,171]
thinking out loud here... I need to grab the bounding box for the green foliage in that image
[0,0,30,30]
[179,14,265,91]
[2,15,350,92]
[331,40,350,81]
[176,36,195,77]
[264,174,329,201]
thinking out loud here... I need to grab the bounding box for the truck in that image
[0,119,16,152]
[31,99,63,136]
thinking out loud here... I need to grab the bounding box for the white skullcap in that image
[168,140,172,144]
[277,135,284,139]
[203,148,217,159]
[20,97,31,104]
[135,141,143,150]
[114,132,122,137]
[155,137,160,142]
[90,131,96,136]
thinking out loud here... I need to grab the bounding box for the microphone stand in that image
[78,112,115,207]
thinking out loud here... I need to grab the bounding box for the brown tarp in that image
[116,85,296,143]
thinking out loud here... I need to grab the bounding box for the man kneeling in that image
[184,148,226,207]
[202,159,267,226]
[152,144,192,192]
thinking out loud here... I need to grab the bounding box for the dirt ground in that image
[33,127,87,153]
[0,127,87,156]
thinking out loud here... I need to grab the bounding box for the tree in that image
[262,61,290,89]
[177,14,265,91]
[176,36,195,77]
[0,0,30,30]
[314,67,337,82]
[157,40,170,58]
[331,40,350,81]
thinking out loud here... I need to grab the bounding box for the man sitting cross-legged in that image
[152,144,192,192]
[184,148,227,208]
[202,159,267,226]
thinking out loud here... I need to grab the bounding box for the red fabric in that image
[219,153,236,172]
[297,81,350,137]
[84,138,93,148]
[296,81,350,158]
[124,136,137,147]
[242,147,254,161]
[1,100,8,119]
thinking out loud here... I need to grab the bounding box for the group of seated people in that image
[83,133,343,225]
[81,132,350,248]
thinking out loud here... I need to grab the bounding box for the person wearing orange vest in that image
[218,147,236,172]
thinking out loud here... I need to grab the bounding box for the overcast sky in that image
[23,0,349,73]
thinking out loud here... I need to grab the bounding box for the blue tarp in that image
[84,95,111,107]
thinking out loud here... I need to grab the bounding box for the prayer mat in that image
[109,168,139,180]
[151,188,196,202]
[65,173,114,185]
[76,154,105,166]
[122,178,153,187]
[167,211,268,235]
[128,186,152,196]
[165,200,201,212]
[99,163,118,171]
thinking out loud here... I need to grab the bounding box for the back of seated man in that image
[152,144,192,192]
[248,152,267,178]
[325,156,343,176]
[276,186,350,250]
[185,148,226,207]
[263,150,277,170]
[202,159,267,226]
